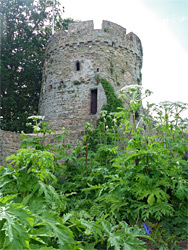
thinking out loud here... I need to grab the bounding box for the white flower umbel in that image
[28,115,45,120]
[120,84,142,93]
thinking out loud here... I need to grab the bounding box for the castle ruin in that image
[0,20,143,163]
[39,20,143,140]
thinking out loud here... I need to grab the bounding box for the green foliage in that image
[86,77,123,151]
[100,78,123,113]
[0,0,74,132]
[110,61,114,75]
[2,2,187,248]
[0,199,31,250]
[58,18,75,31]
[104,28,109,33]
[73,80,82,85]
[0,94,188,249]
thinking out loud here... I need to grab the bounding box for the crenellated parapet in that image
[46,20,142,62]
[68,20,94,33]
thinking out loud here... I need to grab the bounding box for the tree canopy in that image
[0,0,74,132]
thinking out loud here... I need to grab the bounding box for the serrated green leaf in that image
[30,235,46,244]
[101,220,111,235]
[26,216,35,227]
[122,242,132,250]
[108,235,121,250]
[2,218,29,250]
[30,225,54,237]
[0,202,34,249]
[0,195,17,204]
[39,212,74,250]
[61,213,73,224]
[0,179,14,189]
[83,242,96,250]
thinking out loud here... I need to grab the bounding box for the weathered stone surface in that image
[39,20,143,137]
[0,130,21,165]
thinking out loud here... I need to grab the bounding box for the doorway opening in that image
[91,89,97,114]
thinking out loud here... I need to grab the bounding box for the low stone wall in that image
[0,130,21,165]
[0,128,87,166]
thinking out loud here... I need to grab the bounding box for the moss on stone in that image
[73,80,82,85]
[104,28,109,33]
[110,61,114,75]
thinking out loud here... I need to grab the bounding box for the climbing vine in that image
[99,77,123,112]
[87,77,123,150]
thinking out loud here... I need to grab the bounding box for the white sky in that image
[58,0,188,117]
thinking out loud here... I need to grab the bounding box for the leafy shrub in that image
[0,95,187,249]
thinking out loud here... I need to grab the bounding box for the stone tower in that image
[39,20,143,140]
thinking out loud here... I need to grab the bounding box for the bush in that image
[0,95,187,249]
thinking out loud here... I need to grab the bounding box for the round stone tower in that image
[39,20,143,138]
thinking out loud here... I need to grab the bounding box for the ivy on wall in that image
[87,77,123,150]
[99,78,123,112]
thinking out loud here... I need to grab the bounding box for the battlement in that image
[67,20,127,36]
[68,20,94,33]
[46,20,142,59]
[102,20,126,36]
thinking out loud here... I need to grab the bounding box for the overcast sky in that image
[59,0,188,117]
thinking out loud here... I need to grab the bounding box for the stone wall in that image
[0,129,84,166]
[39,20,143,135]
[0,130,21,165]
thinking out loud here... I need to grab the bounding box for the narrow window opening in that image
[97,68,100,72]
[91,89,97,114]
[76,61,80,71]
[112,42,115,47]
[49,84,52,90]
